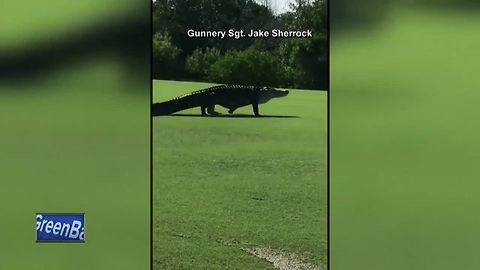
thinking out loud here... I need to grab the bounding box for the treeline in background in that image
[152,0,328,90]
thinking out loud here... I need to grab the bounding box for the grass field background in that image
[0,2,149,269]
[0,59,149,269]
[153,80,327,269]
[331,8,480,270]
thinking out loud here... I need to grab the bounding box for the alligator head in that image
[258,86,289,104]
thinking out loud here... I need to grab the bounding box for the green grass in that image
[331,8,480,270]
[0,58,149,269]
[153,80,327,269]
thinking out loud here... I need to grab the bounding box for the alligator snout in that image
[278,90,289,97]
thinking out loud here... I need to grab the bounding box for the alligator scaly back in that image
[152,85,289,116]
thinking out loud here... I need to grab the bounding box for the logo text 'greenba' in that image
[36,214,85,242]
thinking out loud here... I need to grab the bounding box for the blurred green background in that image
[0,1,149,269]
[331,2,480,270]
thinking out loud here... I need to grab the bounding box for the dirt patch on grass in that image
[241,247,322,270]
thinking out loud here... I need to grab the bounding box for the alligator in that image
[152,85,289,116]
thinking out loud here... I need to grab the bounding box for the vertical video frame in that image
[152,0,328,269]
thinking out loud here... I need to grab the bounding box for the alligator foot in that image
[208,111,221,116]
[207,105,221,116]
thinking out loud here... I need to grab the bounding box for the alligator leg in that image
[207,105,220,116]
[201,106,207,116]
[252,103,260,116]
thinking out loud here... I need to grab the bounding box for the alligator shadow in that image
[158,114,299,118]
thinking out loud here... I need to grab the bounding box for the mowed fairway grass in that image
[153,80,327,269]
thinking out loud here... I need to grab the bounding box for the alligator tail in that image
[152,94,200,116]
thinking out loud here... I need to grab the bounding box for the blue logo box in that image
[36,213,85,242]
